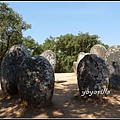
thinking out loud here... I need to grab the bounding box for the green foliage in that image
[55,34,77,72]
[0,2,31,63]
[42,32,109,73]
[22,36,43,56]
[32,44,43,56]
[42,36,56,51]
[0,2,110,73]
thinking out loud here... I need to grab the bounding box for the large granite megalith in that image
[73,61,78,74]
[77,52,89,64]
[104,45,120,89]
[90,44,107,59]
[73,52,89,73]
[17,56,55,108]
[77,54,110,97]
[1,44,31,95]
[0,67,1,87]
[40,50,56,72]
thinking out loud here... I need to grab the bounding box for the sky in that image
[2,1,120,47]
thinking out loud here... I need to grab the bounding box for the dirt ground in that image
[0,73,120,118]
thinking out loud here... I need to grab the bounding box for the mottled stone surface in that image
[77,52,89,64]
[17,56,55,108]
[73,52,89,73]
[73,61,77,73]
[90,44,107,59]
[77,54,110,97]
[1,44,31,95]
[0,67,1,89]
[40,50,56,72]
[105,45,120,89]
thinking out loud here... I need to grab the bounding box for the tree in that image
[0,2,31,63]
[55,34,77,72]
[32,44,43,56]
[22,36,43,56]
[43,32,109,73]
[42,36,56,52]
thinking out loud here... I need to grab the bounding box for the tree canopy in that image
[0,2,31,63]
[22,36,43,56]
[42,33,109,73]
[0,2,109,73]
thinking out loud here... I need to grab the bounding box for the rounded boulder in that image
[77,54,110,97]
[1,44,31,95]
[90,44,107,59]
[104,45,120,89]
[17,56,55,108]
[40,50,56,72]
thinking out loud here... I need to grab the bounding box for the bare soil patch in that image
[0,73,120,118]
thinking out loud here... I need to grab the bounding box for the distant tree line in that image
[0,2,109,73]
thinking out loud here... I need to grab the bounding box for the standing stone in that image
[73,52,89,74]
[41,50,56,72]
[77,52,89,64]
[77,54,110,97]
[0,67,1,90]
[17,56,55,108]
[0,52,1,89]
[90,44,107,59]
[1,44,31,95]
[73,61,77,73]
[104,45,120,89]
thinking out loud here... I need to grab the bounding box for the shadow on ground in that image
[0,76,120,118]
